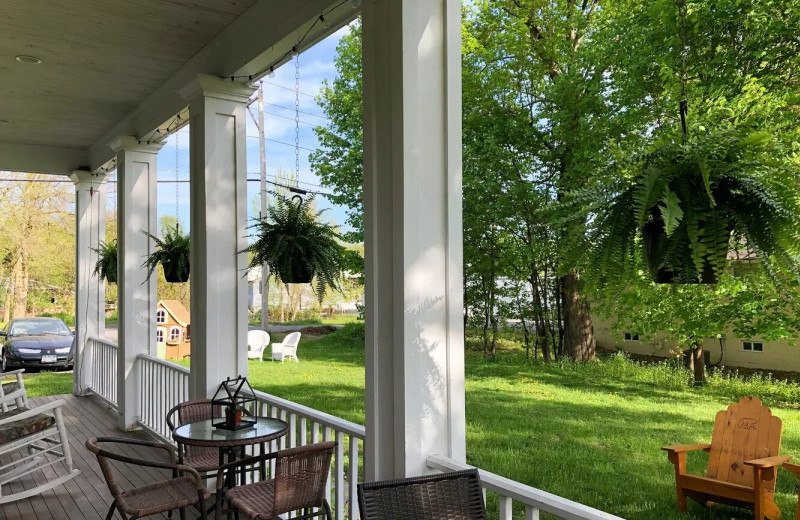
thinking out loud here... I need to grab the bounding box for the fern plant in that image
[92,240,118,283]
[591,130,799,286]
[141,224,190,283]
[241,195,346,302]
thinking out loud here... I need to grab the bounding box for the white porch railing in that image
[84,340,618,520]
[136,354,190,442]
[427,455,624,520]
[86,337,118,409]
[250,389,365,520]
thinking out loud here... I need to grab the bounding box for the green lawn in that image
[14,324,800,519]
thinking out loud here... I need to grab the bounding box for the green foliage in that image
[141,223,191,283]
[37,312,75,327]
[311,23,364,243]
[92,240,117,283]
[591,130,800,286]
[241,196,346,302]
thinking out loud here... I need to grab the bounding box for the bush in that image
[37,312,75,327]
[335,322,366,344]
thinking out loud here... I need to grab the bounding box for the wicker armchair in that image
[214,441,336,520]
[167,399,229,475]
[86,436,211,520]
[357,468,488,520]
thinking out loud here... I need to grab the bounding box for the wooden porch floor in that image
[1,394,205,520]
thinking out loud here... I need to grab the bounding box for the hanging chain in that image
[175,129,180,229]
[294,51,301,186]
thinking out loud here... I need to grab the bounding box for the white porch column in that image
[71,170,108,396]
[362,0,465,480]
[110,136,163,430]
[179,74,255,399]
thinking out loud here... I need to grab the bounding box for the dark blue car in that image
[0,317,74,372]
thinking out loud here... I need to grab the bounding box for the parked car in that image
[0,317,74,372]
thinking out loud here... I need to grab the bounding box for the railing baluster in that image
[499,495,512,520]
[289,413,297,448]
[335,430,344,520]
[525,505,540,520]
[300,417,307,446]
[348,435,359,520]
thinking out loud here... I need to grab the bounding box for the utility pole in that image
[258,83,270,329]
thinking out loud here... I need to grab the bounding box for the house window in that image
[169,326,181,342]
[624,332,640,342]
[156,327,165,344]
[743,341,764,352]
[156,309,166,324]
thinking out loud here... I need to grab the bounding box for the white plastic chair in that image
[272,331,301,363]
[247,330,271,362]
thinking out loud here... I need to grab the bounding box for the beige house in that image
[593,316,800,373]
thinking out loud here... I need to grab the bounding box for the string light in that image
[222,0,349,84]
[351,0,361,9]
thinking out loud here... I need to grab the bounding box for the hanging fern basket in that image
[278,261,314,284]
[642,217,732,284]
[93,240,118,284]
[161,255,190,283]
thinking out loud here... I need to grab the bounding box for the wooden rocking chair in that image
[662,396,790,520]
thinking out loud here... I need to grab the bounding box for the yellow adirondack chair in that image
[662,396,790,520]
[784,463,800,520]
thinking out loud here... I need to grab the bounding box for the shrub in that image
[37,312,75,327]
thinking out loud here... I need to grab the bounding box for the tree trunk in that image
[12,253,28,319]
[693,341,706,384]
[2,280,10,323]
[561,271,595,361]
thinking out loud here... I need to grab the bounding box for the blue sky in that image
[107,25,352,238]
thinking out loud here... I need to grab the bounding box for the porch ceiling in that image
[0,0,354,175]
[0,1,258,150]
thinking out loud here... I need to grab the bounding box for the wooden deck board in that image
[0,394,206,520]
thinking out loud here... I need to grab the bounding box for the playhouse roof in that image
[158,300,190,327]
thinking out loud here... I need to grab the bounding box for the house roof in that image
[158,300,190,328]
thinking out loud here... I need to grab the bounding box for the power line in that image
[246,135,317,153]
[262,101,328,121]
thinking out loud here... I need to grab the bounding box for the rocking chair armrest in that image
[783,462,800,477]
[661,443,711,454]
[0,398,66,426]
[1,369,26,379]
[744,455,792,469]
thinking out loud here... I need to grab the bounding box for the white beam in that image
[111,136,163,430]
[87,0,354,171]
[71,170,108,395]
[0,142,88,175]
[362,0,465,480]
[179,74,255,399]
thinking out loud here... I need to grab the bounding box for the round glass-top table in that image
[173,416,289,490]
[173,417,288,447]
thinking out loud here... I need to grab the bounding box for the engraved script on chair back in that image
[705,396,782,494]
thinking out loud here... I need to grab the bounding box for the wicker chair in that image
[167,399,229,477]
[86,436,211,520]
[357,468,488,520]
[214,441,336,520]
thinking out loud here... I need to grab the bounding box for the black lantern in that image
[211,376,257,431]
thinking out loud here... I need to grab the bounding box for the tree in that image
[0,174,74,319]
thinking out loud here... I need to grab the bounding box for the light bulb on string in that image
[350,0,361,9]
[320,15,331,29]
[268,67,275,78]
[291,46,299,57]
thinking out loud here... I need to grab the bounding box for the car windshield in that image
[8,320,71,336]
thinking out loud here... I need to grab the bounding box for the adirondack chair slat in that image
[663,396,790,520]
